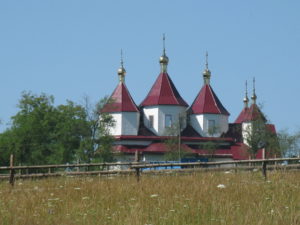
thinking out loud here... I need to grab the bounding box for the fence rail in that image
[1,155,300,186]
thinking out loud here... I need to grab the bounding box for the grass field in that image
[0,171,299,225]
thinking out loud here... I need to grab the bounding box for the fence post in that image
[135,167,140,182]
[9,154,15,186]
[135,150,140,182]
[262,160,267,180]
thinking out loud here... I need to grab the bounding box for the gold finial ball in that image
[203,68,211,77]
[118,67,126,76]
[251,94,257,100]
[159,55,169,64]
[243,97,249,103]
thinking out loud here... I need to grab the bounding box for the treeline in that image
[0,92,114,166]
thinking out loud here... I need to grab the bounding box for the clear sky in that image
[0,0,299,132]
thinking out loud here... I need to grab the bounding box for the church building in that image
[101,40,277,162]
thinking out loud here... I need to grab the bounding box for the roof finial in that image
[163,33,166,56]
[203,51,211,85]
[205,51,209,70]
[117,49,126,83]
[120,49,124,68]
[251,77,257,104]
[243,80,249,108]
[159,33,169,73]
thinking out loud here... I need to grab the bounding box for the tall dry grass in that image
[0,171,299,225]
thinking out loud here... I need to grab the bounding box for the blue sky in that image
[0,0,299,132]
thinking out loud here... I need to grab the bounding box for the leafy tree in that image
[164,113,187,161]
[0,92,90,165]
[243,108,280,159]
[77,96,116,163]
[201,141,218,162]
[277,130,300,157]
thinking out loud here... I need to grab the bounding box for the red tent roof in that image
[234,104,265,123]
[101,82,139,113]
[190,84,229,115]
[140,73,188,107]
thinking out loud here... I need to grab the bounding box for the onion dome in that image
[118,50,126,83]
[203,52,211,85]
[159,34,169,73]
[243,80,249,108]
[251,77,257,104]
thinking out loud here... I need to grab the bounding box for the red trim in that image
[114,135,234,142]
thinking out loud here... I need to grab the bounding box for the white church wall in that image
[158,105,187,136]
[143,105,187,136]
[242,122,252,145]
[190,114,228,137]
[121,112,140,135]
[107,113,122,135]
[143,106,159,135]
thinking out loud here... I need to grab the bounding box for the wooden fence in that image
[1,155,300,185]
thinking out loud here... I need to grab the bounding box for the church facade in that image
[101,45,276,162]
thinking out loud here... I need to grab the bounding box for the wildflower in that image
[18,182,23,186]
[82,197,89,200]
[48,198,60,201]
[224,171,232,174]
[150,194,158,198]
[169,209,175,212]
[74,187,81,190]
[34,186,39,190]
[217,184,226,189]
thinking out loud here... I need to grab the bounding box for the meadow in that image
[0,171,299,225]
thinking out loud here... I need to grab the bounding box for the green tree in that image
[201,141,218,162]
[243,109,280,159]
[0,92,90,165]
[277,130,300,157]
[164,113,187,161]
[77,96,116,163]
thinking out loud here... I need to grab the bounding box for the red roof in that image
[235,107,250,123]
[234,104,265,123]
[190,84,229,115]
[101,82,139,113]
[140,73,188,107]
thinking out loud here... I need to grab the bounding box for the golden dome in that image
[118,66,126,76]
[159,54,169,64]
[203,68,211,77]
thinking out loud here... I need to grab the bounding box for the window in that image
[149,115,154,128]
[165,114,173,128]
[208,120,216,135]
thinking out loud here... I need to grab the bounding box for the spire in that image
[159,34,169,73]
[243,80,249,108]
[203,51,211,85]
[251,77,257,104]
[117,49,126,83]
